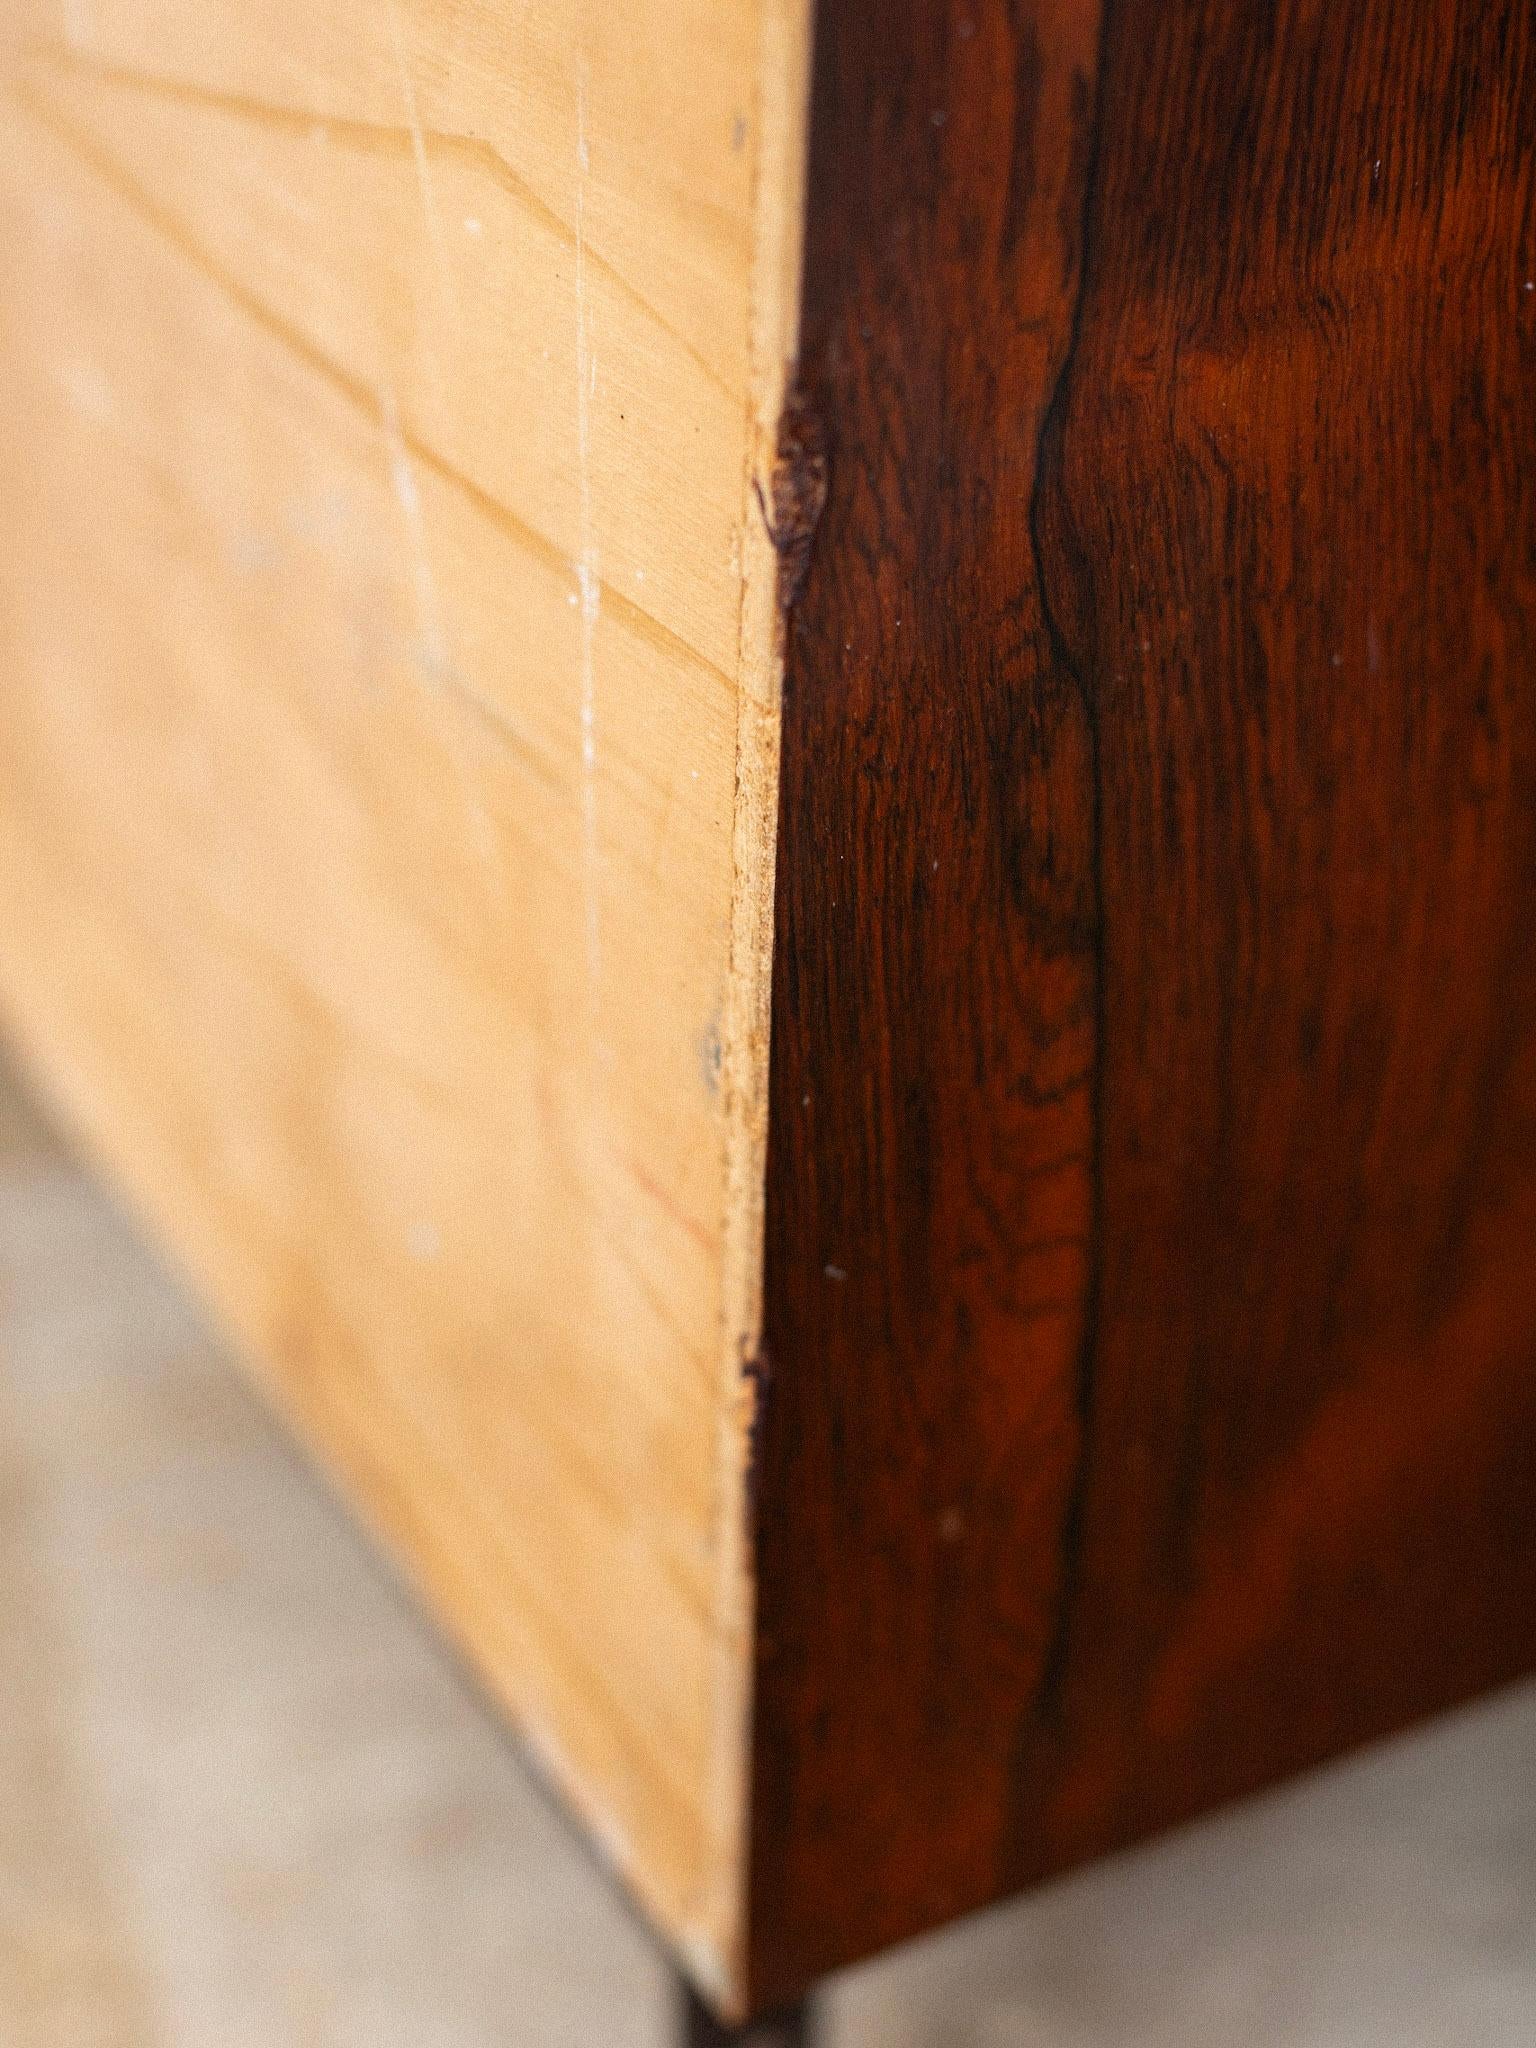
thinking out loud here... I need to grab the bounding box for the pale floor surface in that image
[1,1052,1533,2048]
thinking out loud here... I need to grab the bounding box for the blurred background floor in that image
[1,1044,1532,2048]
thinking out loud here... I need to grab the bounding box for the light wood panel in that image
[0,0,809,2003]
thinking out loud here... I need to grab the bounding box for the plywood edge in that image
[695,0,815,2013]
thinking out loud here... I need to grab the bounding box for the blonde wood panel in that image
[0,0,809,2003]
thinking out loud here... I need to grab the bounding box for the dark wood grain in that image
[750,0,1536,2008]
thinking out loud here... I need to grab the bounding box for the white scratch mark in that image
[387,0,456,321]
[575,63,602,998]
[60,0,92,50]
[380,385,496,860]
[381,386,449,679]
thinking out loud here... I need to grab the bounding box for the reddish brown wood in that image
[749,0,1536,2009]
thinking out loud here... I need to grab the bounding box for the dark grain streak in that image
[1024,0,1115,1735]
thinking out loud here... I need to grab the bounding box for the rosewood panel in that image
[753,0,1536,2004]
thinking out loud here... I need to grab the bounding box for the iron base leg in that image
[678,1976,817,2047]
